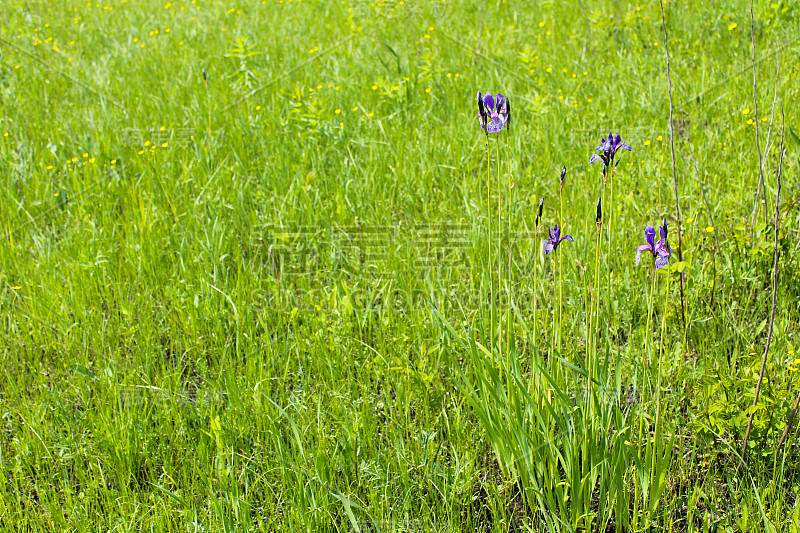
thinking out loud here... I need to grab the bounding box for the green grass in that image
[1,0,799,530]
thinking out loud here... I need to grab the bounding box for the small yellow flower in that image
[256,105,261,110]
[89,158,95,163]
[11,286,21,290]
[368,112,374,118]
[644,140,651,146]
[562,68,567,73]
[747,119,754,125]
[340,122,344,128]
[144,141,151,147]
[111,159,116,165]
[161,142,168,148]
[657,135,663,141]
[728,22,738,30]
[447,73,452,78]
[706,226,715,233]
[335,86,340,90]
[2,132,8,137]
[71,157,78,162]
[46,165,53,170]
[335,109,341,114]
[83,152,89,158]
[352,106,358,111]
[742,108,750,115]
[546,31,551,36]
[455,73,460,78]
[424,34,430,39]
[587,98,592,103]
[538,22,544,27]
[761,117,768,122]
[425,88,431,93]
[685,217,694,224]
[138,150,144,154]
[392,85,399,90]
[546,67,552,73]
[558,95,564,100]
[371,85,378,90]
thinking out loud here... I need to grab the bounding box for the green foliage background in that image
[1,0,799,530]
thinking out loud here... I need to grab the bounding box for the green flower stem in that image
[506,134,513,366]
[487,136,492,348]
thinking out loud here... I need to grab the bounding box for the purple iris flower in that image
[589,133,631,167]
[544,225,574,255]
[476,91,509,133]
[635,223,671,269]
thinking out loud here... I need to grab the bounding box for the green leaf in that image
[69,364,96,380]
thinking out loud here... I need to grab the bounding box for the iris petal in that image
[486,117,505,133]
[645,226,656,249]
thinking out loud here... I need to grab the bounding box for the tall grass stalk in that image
[557,176,565,359]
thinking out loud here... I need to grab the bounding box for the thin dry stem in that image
[660,0,685,328]
[743,102,783,461]
[749,0,768,227]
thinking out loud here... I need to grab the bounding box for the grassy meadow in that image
[1,0,800,530]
